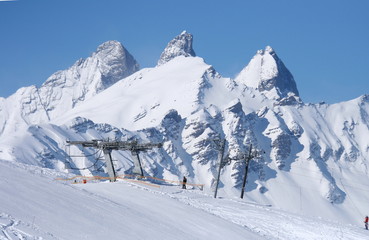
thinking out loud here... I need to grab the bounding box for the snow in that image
[0,159,258,239]
[235,46,299,100]
[0,159,367,240]
[53,56,213,130]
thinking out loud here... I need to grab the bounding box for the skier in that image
[182,176,187,189]
[365,216,368,230]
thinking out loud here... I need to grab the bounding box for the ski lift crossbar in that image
[66,140,162,151]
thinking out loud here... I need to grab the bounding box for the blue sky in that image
[0,0,368,103]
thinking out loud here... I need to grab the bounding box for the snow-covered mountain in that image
[1,31,369,227]
[235,45,300,103]
[0,40,139,136]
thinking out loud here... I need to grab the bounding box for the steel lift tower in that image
[66,139,162,182]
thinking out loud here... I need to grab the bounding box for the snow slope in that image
[0,159,367,240]
[53,56,215,130]
[0,160,262,240]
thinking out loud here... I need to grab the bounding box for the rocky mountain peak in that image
[95,40,122,54]
[14,40,140,126]
[92,40,140,87]
[235,46,299,101]
[157,31,196,66]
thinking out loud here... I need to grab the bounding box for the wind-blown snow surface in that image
[0,160,367,240]
[1,31,369,234]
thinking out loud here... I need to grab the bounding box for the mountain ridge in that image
[0,40,139,136]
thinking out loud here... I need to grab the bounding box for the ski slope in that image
[0,159,367,240]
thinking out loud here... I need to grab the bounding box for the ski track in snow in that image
[89,181,368,240]
[0,213,57,240]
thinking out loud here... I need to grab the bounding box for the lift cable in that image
[65,149,104,171]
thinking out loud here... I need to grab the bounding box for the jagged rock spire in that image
[92,40,140,88]
[157,31,196,66]
[235,46,299,101]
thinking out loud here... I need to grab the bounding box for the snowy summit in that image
[236,45,300,102]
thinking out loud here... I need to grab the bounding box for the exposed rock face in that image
[157,31,196,66]
[92,40,140,89]
[271,133,292,170]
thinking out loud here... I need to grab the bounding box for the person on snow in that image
[365,216,368,230]
[182,176,187,189]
